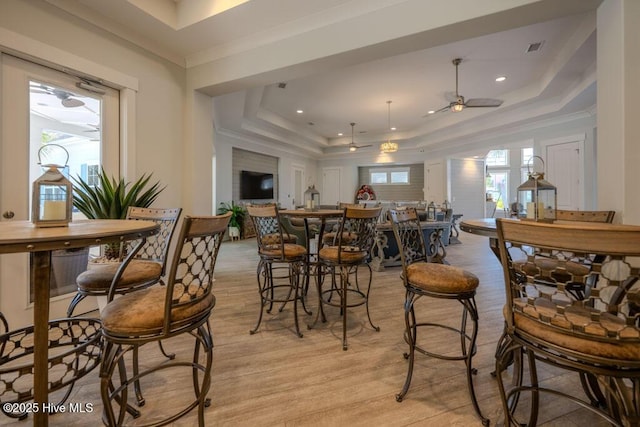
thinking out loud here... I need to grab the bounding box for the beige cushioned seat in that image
[259,243,306,259]
[76,259,162,291]
[406,262,479,294]
[262,232,297,245]
[318,245,366,263]
[322,231,358,246]
[101,285,215,335]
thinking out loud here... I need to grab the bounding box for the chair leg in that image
[396,289,417,402]
[459,297,489,426]
[132,346,145,407]
[250,261,267,335]
[359,264,380,333]
[67,292,86,317]
[341,266,348,350]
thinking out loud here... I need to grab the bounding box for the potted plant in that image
[217,201,245,239]
[72,167,165,258]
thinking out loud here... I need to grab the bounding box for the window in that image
[87,164,100,187]
[486,171,508,210]
[369,167,409,184]
[486,149,509,166]
[521,147,533,166]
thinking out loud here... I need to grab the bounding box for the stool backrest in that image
[496,218,640,362]
[333,206,382,259]
[389,208,429,269]
[162,213,230,331]
[125,207,182,275]
[247,205,289,259]
[554,209,615,223]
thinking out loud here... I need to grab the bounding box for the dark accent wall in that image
[232,148,278,203]
[357,163,424,201]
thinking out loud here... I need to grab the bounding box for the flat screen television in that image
[240,170,274,200]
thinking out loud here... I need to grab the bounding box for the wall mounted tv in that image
[240,170,274,200]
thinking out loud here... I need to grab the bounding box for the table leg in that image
[31,251,51,427]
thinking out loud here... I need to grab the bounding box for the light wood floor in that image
[1,233,609,426]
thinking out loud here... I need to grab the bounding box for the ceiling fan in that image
[30,83,85,108]
[429,58,503,115]
[347,122,372,152]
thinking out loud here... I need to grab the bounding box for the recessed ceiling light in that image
[390,127,396,131]
[495,76,507,82]
[296,109,303,114]
[427,110,435,114]
[338,133,343,136]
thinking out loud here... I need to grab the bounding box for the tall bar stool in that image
[99,213,230,426]
[247,205,309,337]
[389,208,489,426]
[495,219,640,426]
[313,205,382,350]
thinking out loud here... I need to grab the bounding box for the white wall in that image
[0,0,185,211]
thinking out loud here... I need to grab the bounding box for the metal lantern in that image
[427,201,437,221]
[304,185,320,211]
[31,144,73,228]
[517,155,557,222]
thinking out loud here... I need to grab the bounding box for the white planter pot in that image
[228,226,240,239]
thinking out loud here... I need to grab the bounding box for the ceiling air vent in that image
[277,82,287,89]
[526,41,544,53]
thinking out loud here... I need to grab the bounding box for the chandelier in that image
[380,100,398,153]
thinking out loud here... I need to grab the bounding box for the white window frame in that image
[369,167,410,185]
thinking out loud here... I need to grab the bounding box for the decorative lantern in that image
[304,185,320,211]
[31,144,73,228]
[427,201,437,221]
[517,155,557,222]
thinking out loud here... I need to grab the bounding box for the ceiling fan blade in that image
[356,144,372,148]
[464,98,503,108]
[422,104,450,117]
[61,97,85,108]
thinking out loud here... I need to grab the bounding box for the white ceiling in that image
[45,0,601,158]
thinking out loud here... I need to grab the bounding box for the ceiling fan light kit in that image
[434,58,503,114]
[347,122,372,152]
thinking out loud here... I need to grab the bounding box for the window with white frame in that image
[486,149,509,167]
[369,167,409,185]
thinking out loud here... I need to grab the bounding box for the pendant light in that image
[380,100,398,153]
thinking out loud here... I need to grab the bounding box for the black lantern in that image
[517,155,557,222]
[31,144,73,228]
[304,185,320,211]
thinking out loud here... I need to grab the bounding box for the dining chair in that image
[313,205,381,350]
[247,205,309,337]
[99,213,230,426]
[67,206,183,317]
[495,219,640,426]
[389,207,489,426]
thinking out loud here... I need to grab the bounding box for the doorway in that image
[0,54,120,326]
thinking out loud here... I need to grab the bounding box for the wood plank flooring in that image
[1,232,609,426]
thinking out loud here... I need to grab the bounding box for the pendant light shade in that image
[380,100,398,153]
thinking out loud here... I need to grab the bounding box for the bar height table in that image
[0,219,159,426]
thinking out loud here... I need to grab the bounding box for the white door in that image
[0,55,119,327]
[322,167,341,206]
[546,141,583,210]
[291,164,304,208]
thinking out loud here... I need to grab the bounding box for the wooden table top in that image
[459,218,499,237]
[0,219,159,253]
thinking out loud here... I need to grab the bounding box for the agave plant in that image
[72,168,165,258]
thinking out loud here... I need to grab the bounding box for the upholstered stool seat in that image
[262,232,298,245]
[318,245,366,264]
[321,231,358,246]
[76,260,162,291]
[259,243,306,259]
[101,286,215,336]
[406,262,479,294]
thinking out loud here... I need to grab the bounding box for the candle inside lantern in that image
[526,202,536,219]
[42,200,67,221]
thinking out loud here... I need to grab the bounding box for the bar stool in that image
[99,213,230,426]
[389,208,489,426]
[313,206,382,350]
[247,205,309,337]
